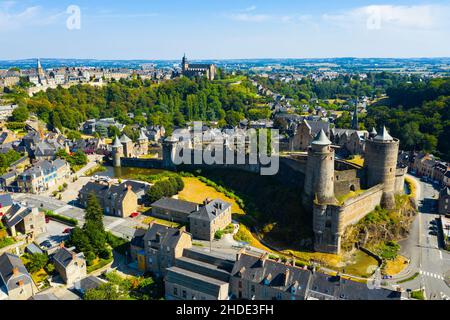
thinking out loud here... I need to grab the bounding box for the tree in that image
[108,125,121,138]
[84,193,104,230]
[84,283,122,300]
[24,253,48,274]
[10,106,29,122]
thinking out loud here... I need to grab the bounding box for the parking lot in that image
[35,220,70,249]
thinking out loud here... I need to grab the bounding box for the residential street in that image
[390,175,450,300]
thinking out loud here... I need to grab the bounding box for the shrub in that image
[214,230,224,240]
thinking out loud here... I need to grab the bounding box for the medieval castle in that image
[110,125,406,255]
[112,129,149,167]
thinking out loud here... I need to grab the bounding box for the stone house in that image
[438,187,450,216]
[289,119,330,151]
[150,197,199,223]
[17,159,70,194]
[165,248,234,300]
[188,199,232,241]
[2,204,46,238]
[0,253,35,300]
[138,222,192,277]
[329,128,368,155]
[78,180,138,218]
[53,245,87,286]
[230,252,310,300]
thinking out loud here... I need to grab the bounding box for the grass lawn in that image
[32,268,49,284]
[141,215,181,228]
[234,223,273,252]
[87,257,113,274]
[336,189,366,204]
[383,255,408,276]
[411,289,425,300]
[178,177,244,215]
[0,236,16,249]
[345,155,364,167]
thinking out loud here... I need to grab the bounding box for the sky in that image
[1,0,450,60]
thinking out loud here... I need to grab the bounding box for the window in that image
[182,290,187,299]
[173,287,178,296]
[238,281,242,288]
[251,285,255,293]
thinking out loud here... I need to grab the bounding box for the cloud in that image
[322,5,450,30]
[0,3,65,31]
[227,12,271,22]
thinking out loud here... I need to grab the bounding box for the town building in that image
[289,119,330,151]
[137,222,192,277]
[165,248,234,300]
[17,159,70,194]
[53,245,87,286]
[0,253,35,300]
[150,197,199,224]
[78,180,139,218]
[188,199,232,241]
[438,187,450,216]
[2,203,46,238]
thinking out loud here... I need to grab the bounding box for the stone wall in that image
[313,184,384,254]
[395,167,408,194]
[334,169,361,198]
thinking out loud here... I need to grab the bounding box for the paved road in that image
[11,193,142,240]
[393,175,450,300]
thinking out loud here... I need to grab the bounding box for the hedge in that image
[45,211,78,226]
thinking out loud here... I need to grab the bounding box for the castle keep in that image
[303,127,405,254]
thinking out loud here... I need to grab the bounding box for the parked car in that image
[40,240,52,248]
[45,217,50,223]
[130,212,139,218]
[63,228,72,234]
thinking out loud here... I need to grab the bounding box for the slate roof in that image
[374,126,393,142]
[0,193,13,208]
[303,119,330,135]
[151,197,198,214]
[166,266,228,297]
[231,253,310,298]
[188,199,231,222]
[312,129,331,146]
[3,204,34,228]
[119,134,132,143]
[75,276,106,294]
[53,247,84,268]
[143,223,189,250]
[0,253,33,291]
[112,136,122,148]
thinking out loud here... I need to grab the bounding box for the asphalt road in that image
[11,193,142,240]
[395,175,450,300]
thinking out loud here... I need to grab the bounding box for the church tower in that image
[112,136,124,167]
[364,126,399,209]
[181,54,189,73]
[303,130,336,209]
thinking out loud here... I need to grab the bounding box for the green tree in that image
[10,106,29,122]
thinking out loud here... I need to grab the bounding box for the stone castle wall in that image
[313,184,384,254]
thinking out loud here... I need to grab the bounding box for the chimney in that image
[284,269,290,287]
[12,267,19,276]
[60,241,65,248]
[127,184,132,192]
[236,247,246,261]
[72,253,77,260]
[17,280,24,287]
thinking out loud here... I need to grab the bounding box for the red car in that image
[63,228,72,234]
[45,217,50,224]
[130,212,139,218]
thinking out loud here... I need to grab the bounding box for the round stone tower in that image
[137,128,149,156]
[112,136,123,167]
[162,136,178,170]
[364,126,399,209]
[302,129,336,208]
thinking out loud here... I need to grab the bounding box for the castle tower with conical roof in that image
[120,134,133,158]
[112,136,124,167]
[137,129,149,156]
[302,129,336,208]
[364,126,399,209]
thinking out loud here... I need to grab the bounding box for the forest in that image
[364,78,450,160]
[6,75,266,135]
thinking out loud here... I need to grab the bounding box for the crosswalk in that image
[420,270,444,280]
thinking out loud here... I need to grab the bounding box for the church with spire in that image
[181,54,216,81]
